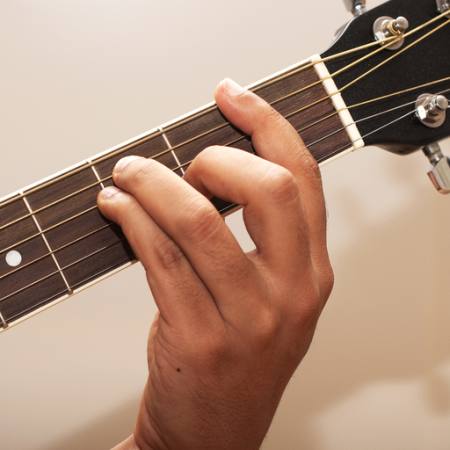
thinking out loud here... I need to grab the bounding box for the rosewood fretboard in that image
[0,59,354,329]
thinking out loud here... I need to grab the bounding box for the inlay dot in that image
[6,250,22,267]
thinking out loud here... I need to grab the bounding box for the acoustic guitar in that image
[0,0,449,331]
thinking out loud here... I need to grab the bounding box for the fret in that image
[163,65,353,170]
[45,208,111,250]
[0,311,6,328]
[0,235,48,280]
[164,108,254,169]
[93,132,179,185]
[55,225,127,268]
[0,195,70,325]
[21,195,72,292]
[0,196,40,252]
[0,229,69,324]
[158,127,185,175]
[89,161,106,189]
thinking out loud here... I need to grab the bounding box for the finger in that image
[184,146,310,275]
[97,186,221,330]
[111,157,258,317]
[215,79,329,265]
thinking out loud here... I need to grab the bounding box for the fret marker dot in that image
[6,250,22,267]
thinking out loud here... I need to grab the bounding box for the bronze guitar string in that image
[0,10,448,212]
[2,89,450,291]
[0,103,431,304]
[2,74,448,237]
[0,77,449,259]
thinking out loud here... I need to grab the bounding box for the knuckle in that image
[254,308,280,347]
[190,146,220,172]
[260,106,285,127]
[299,152,321,181]
[197,334,230,371]
[263,166,299,204]
[287,280,322,330]
[153,236,185,270]
[180,200,221,242]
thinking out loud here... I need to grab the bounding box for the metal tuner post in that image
[415,93,450,194]
[436,0,450,16]
[422,143,450,195]
[343,0,367,16]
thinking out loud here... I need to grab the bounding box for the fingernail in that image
[114,155,141,174]
[99,186,120,199]
[221,78,246,96]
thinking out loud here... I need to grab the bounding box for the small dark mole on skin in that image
[176,368,181,373]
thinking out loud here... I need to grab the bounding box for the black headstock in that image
[321,0,450,155]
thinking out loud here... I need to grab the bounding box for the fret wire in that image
[0,98,425,288]
[158,127,185,175]
[0,310,7,328]
[1,11,447,212]
[0,205,98,255]
[89,161,106,189]
[21,195,73,294]
[3,74,448,238]
[0,223,112,282]
[0,240,130,305]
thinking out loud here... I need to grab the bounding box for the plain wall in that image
[0,1,449,449]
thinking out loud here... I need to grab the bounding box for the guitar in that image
[0,0,449,332]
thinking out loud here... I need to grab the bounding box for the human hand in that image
[99,79,334,450]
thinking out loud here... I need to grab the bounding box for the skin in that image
[98,78,334,450]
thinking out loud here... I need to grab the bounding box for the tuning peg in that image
[436,0,450,15]
[422,142,450,194]
[343,0,367,16]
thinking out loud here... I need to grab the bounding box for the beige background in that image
[1,1,449,449]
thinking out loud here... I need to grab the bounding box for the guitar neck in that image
[0,55,363,330]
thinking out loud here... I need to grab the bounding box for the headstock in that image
[321,0,450,192]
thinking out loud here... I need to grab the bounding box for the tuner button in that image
[416,94,448,128]
[343,0,366,16]
[373,15,410,50]
[432,95,449,112]
[392,16,409,33]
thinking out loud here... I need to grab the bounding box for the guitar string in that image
[0,18,449,287]
[166,93,450,173]
[0,105,423,304]
[2,96,447,287]
[1,67,448,235]
[0,11,447,211]
[0,80,449,258]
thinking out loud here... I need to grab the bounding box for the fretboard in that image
[0,55,362,330]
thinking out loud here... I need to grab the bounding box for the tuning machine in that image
[416,94,449,129]
[436,0,450,16]
[335,0,367,41]
[423,142,450,194]
[343,0,367,16]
